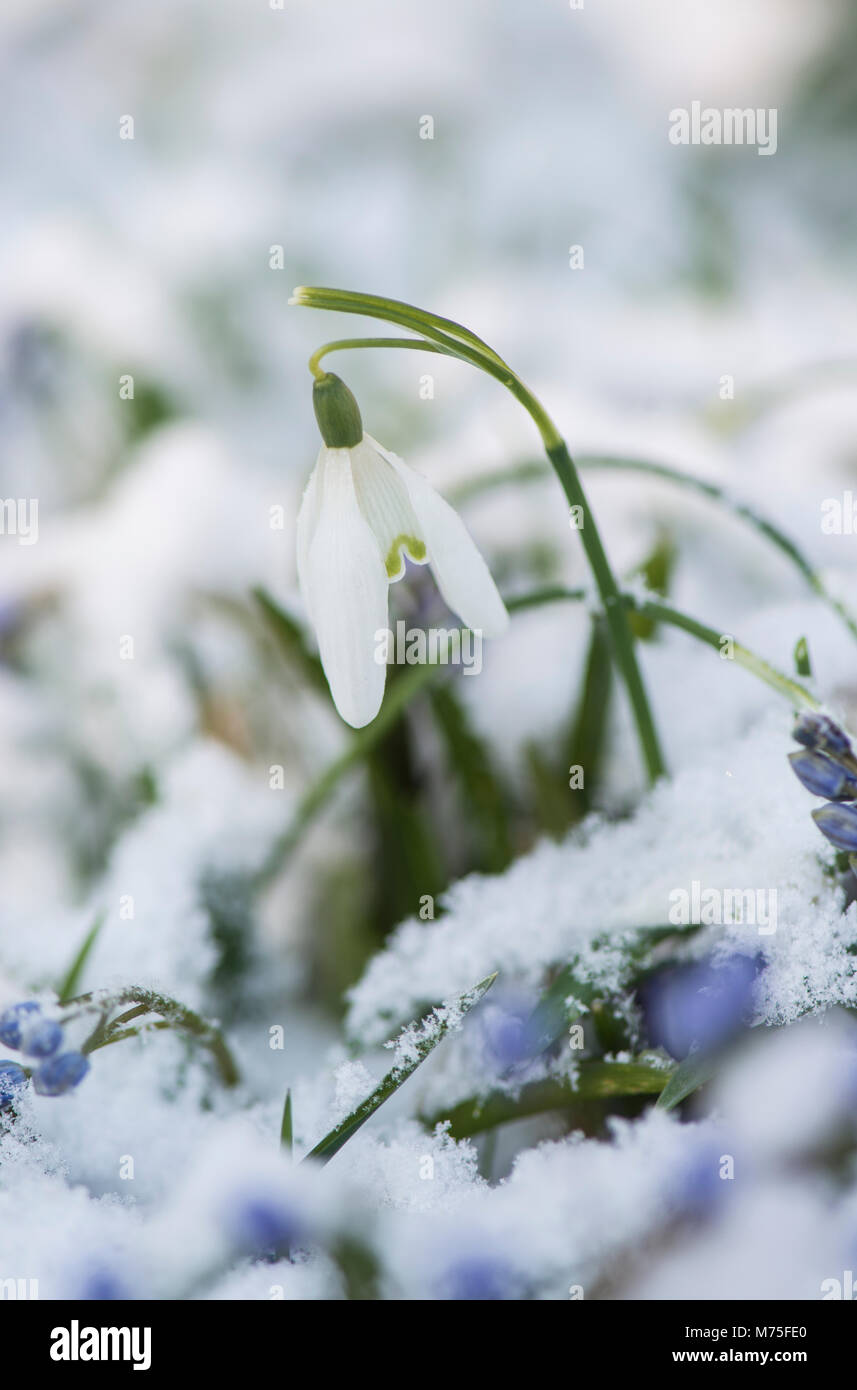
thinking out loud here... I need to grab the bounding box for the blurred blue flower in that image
[78,1269,131,1300]
[225,1192,303,1254]
[671,1139,737,1218]
[0,1060,28,1111]
[789,750,857,801]
[32,1052,89,1096]
[0,1002,41,1049]
[812,803,857,852]
[480,997,535,1070]
[18,1017,63,1059]
[439,1255,517,1301]
[642,954,761,1061]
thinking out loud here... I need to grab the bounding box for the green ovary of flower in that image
[385,533,427,578]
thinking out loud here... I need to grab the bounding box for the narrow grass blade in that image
[57,912,105,1004]
[655,1050,719,1111]
[281,1089,293,1156]
[457,453,857,647]
[424,1060,673,1139]
[794,635,812,678]
[509,587,819,712]
[523,965,595,1057]
[304,973,497,1165]
[429,683,512,871]
[253,586,326,692]
[564,615,612,822]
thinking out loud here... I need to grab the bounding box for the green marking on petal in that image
[385,534,427,578]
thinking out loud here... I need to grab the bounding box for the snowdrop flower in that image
[297,372,509,727]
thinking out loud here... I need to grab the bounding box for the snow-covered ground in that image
[1,0,857,1300]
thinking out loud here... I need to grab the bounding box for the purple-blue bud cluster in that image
[0,1001,89,1107]
[793,712,855,761]
[789,713,857,853]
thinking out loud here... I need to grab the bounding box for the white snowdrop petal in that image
[349,437,427,581]
[306,450,389,728]
[295,448,325,619]
[368,435,509,638]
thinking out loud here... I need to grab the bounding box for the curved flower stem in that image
[292,288,667,784]
[67,987,240,1087]
[308,336,445,379]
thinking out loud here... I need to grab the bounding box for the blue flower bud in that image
[0,1001,41,1049]
[641,953,761,1061]
[788,750,857,801]
[793,712,854,762]
[77,1266,130,1301]
[32,1051,90,1096]
[18,1016,63,1059]
[225,1193,303,1253]
[811,803,857,852]
[0,1060,28,1111]
[439,1255,517,1301]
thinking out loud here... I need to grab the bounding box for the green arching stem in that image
[67,986,240,1088]
[293,287,512,373]
[308,336,445,379]
[292,289,667,784]
[541,437,666,784]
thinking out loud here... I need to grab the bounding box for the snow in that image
[1,0,856,1304]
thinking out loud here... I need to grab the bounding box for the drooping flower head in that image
[297,372,508,727]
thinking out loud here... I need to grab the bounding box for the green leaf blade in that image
[304,973,497,1165]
